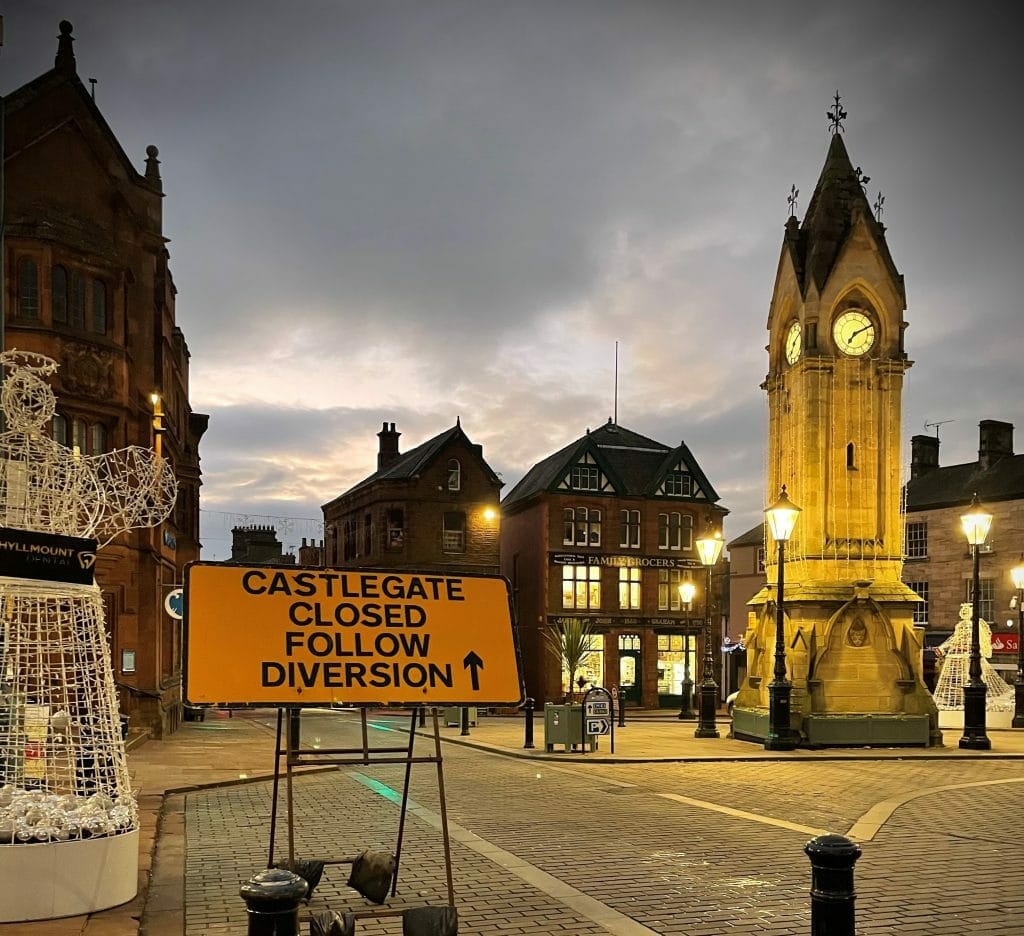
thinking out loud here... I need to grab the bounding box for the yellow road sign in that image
[184,563,523,707]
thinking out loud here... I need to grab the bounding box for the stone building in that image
[735,114,938,746]
[322,421,502,575]
[229,525,296,565]
[500,420,727,708]
[903,421,1024,677]
[3,22,208,735]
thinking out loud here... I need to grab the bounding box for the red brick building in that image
[3,22,208,735]
[322,421,502,575]
[500,421,727,707]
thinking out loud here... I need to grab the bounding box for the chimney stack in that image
[910,435,940,480]
[978,420,1014,471]
[377,421,401,470]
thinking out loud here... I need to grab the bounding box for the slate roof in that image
[905,453,1024,511]
[501,421,721,512]
[323,423,501,509]
[727,522,765,550]
[786,133,904,301]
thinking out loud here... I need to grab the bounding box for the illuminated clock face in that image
[785,321,802,364]
[833,310,875,356]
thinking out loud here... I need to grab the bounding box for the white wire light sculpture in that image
[0,350,177,845]
[932,602,1015,712]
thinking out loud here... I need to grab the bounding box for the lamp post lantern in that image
[677,581,697,720]
[694,525,724,738]
[1011,556,1024,729]
[959,493,993,750]
[764,485,801,751]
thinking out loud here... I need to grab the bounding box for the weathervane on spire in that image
[855,166,870,189]
[874,191,885,221]
[787,183,800,218]
[827,90,847,134]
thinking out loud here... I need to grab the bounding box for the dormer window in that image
[571,464,599,490]
[662,471,691,497]
[447,458,461,491]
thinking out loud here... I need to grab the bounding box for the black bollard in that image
[418,706,426,728]
[523,697,535,749]
[240,867,308,936]
[460,706,471,736]
[804,834,862,936]
[617,692,626,728]
[287,708,301,752]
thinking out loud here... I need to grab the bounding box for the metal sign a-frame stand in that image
[266,705,456,923]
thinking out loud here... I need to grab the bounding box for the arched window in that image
[70,271,86,329]
[847,442,856,469]
[91,423,108,454]
[71,417,87,455]
[447,458,461,491]
[52,265,68,323]
[17,259,39,319]
[92,280,107,334]
[52,413,68,447]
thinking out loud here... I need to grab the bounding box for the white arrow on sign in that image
[586,718,610,736]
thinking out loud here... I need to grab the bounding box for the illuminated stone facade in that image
[733,130,939,746]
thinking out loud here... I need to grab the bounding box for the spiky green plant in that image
[543,619,596,702]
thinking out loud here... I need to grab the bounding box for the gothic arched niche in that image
[809,599,911,713]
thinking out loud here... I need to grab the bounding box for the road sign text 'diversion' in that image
[184,565,523,707]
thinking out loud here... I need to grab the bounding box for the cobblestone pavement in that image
[182,711,1024,935]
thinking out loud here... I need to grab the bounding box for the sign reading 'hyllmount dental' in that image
[0,526,98,585]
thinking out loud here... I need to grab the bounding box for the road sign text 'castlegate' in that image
[184,564,523,708]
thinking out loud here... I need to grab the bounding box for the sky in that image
[4,2,1022,560]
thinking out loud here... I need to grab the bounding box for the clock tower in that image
[733,109,939,747]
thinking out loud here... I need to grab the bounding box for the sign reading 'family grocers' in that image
[183,563,523,707]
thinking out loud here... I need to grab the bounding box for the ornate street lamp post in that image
[677,581,696,719]
[764,485,801,751]
[694,526,725,738]
[959,493,993,750]
[1010,556,1024,729]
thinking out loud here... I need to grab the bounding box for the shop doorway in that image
[618,634,642,705]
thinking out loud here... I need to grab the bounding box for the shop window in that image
[17,258,39,319]
[619,567,641,610]
[560,633,604,695]
[442,511,466,553]
[619,509,640,549]
[52,265,68,324]
[657,633,696,696]
[562,564,600,609]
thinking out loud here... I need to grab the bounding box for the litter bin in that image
[444,706,477,727]
[543,704,597,752]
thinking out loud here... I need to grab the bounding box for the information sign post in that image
[581,686,614,754]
